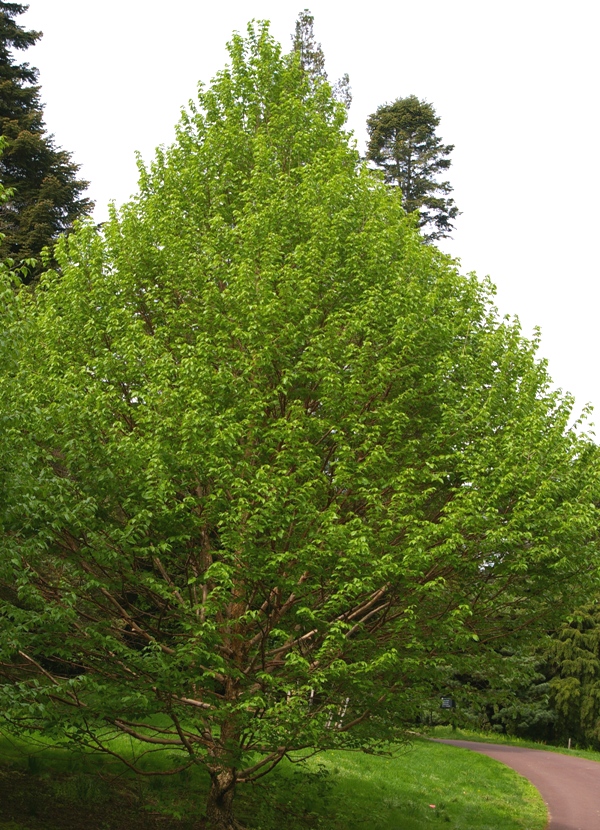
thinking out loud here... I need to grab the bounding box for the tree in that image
[0,1,92,282]
[542,603,600,748]
[478,600,600,747]
[366,95,459,241]
[292,8,351,108]
[0,22,598,830]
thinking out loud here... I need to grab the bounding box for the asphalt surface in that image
[438,740,600,830]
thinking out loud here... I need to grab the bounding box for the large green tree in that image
[0,1,92,282]
[0,22,598,830]
[366,95,458,241]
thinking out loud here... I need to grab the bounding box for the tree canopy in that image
[0,1,92,282]
[366,95,458,240]
[0,21,598,830]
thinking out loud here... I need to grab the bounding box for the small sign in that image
[440,697,454,709]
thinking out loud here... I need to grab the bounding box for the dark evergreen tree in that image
[0,1,92,282]
[546,603,600,748]
[479,604,600,747]
[291,9,351,108]
[366,95,458,241]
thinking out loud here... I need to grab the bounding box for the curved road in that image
[438,739,600,830]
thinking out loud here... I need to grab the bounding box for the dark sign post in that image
[440,696,457,732]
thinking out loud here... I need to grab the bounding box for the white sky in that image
[20,0,600,426]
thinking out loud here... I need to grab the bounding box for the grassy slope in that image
[310,740,547,830]
[0,733,547,830]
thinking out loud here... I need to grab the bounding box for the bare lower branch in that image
[112,720,189,746]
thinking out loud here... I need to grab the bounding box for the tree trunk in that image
[205,768,244,830]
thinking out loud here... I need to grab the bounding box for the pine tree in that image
[291,9,351,108]
[366,95,458,241]
[490,602,600,747]
[0,1,92,282]
[547,603,600,748]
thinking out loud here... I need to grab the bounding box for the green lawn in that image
[0,732,547,829]
[429,725,600,762]
[306,740,547,830]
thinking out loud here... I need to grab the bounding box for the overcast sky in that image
[19,0,600,427]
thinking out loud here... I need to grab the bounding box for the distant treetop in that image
[291,8,352,109]
[366,95,459,241]
[0,0,92,282]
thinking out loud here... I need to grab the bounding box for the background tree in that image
[470,602,600,748]
[542,603,600,748]
[0,22,598,830]
[292,8,351,108]
[0,1,92,282]
[366,95,458,241]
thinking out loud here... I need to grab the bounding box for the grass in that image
[308,739,547,830]
[428,725,600,763]
[0,731,548,829]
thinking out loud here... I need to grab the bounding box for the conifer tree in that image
[0,1,91,282]
[547,603,600,748]
[487,601,600,746]
[366,95,458,241]
[291,9,351,108]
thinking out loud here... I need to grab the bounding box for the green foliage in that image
[455,602,600,747]
[483,653,557,741]
[0,1,92,282]
[545,603,600,747]
[366,95,458,240]
[429,600,600,748]
[0,19,598,828]
[418,643,557,740]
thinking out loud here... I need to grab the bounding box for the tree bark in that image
[205,768,244,830]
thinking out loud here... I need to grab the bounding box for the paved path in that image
[438,740,600,830]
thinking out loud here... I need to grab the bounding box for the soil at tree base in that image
[0,766,207,830]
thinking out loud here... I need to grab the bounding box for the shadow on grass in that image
[0,733,546,830]
[233,739,546,830]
